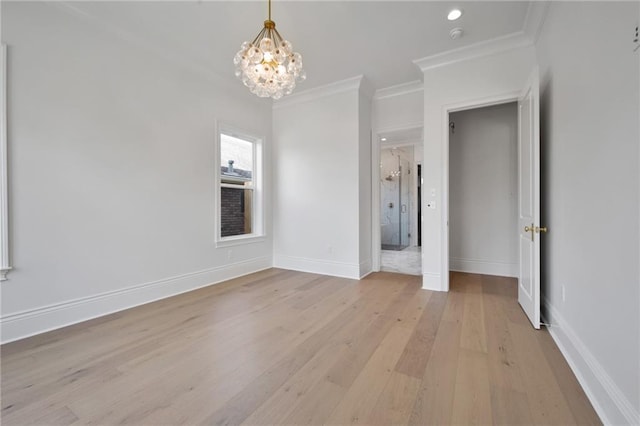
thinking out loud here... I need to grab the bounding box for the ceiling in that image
[66,1,532,92]
[380,127,423,146]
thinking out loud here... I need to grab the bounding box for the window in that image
[217,126,263,245]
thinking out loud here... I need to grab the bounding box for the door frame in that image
[441,91,520,291]
[372,123,423,272]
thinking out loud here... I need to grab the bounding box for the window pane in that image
[221,134,253,184]
[221,187,253,237]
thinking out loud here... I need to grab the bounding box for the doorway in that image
[377,128,423,276]
[448,102,519,278]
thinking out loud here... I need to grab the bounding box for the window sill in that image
[216,235,266,248]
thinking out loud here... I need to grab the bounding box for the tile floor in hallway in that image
[381,245,421,275]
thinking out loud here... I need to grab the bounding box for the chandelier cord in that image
[268,0,271,21]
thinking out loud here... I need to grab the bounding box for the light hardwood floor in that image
[1,269,601,425]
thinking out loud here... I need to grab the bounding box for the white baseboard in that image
[273,254,360,280]
[422,272,445,291]
[543,298,640,426]
[449,257,517,277]
[359,259,373,279]
[0,257,271,344]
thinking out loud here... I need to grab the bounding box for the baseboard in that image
[0,256,271,344]
[359,259,373,279]
[449,257,517,277]
[543,298,640,426]
[273,254,360,280]
[422,272,445,291]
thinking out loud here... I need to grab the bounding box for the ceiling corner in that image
[358,76,376,100]
[413,32,531,73]
[523,1,550,44]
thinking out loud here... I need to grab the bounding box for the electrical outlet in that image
[561,285,566,303]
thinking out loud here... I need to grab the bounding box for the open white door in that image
[518,67,544,329]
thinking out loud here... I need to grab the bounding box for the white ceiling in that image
[67,1,532,91]
[380,127,423,147]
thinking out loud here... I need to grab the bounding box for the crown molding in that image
[413,2,548,73]
[359,76,376,100]
[374,80,423,100]
[273,75,365,110]
[414,31,532,72]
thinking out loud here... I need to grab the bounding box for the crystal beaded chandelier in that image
[233,0,305,99]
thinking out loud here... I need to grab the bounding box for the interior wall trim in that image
[374,80,423,100]
[272,75,365,110]
[543,297,640,426]
[0,44,9,281]
[414,32,532,72]
[421,272,443,291]
[449,258,517,278]
[413,2,547,73]
[0,257,271,344]
[358,259,373,279]
[273,254,361,280]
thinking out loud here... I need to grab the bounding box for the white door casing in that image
[517,67,541,329]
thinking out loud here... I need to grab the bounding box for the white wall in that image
[419,45,536,290]
[272,77,372,279]
[536,2,640,424]
[358,91,372,276]
[449,102,518,277]
[373,84,423,132]
[0,2,273,342]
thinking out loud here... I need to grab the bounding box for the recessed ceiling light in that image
[447,9,462,21]
[381,137,387,141]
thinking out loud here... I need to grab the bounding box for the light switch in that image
[430,188,436,197]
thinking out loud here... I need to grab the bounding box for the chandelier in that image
[233,0,305,99]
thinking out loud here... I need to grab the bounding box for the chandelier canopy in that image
[234,0,305,99]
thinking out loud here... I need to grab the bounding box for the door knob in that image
[535,226,548,233]
[524,224,534,241]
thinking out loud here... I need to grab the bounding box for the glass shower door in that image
[399,154,411,248]
[381,147,412,251]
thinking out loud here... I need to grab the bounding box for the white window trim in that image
[1,44,10,281]
[215,123,265,248]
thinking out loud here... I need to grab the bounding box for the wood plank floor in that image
[1,269,601,425]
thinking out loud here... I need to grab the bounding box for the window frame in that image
[215,123,265,247]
